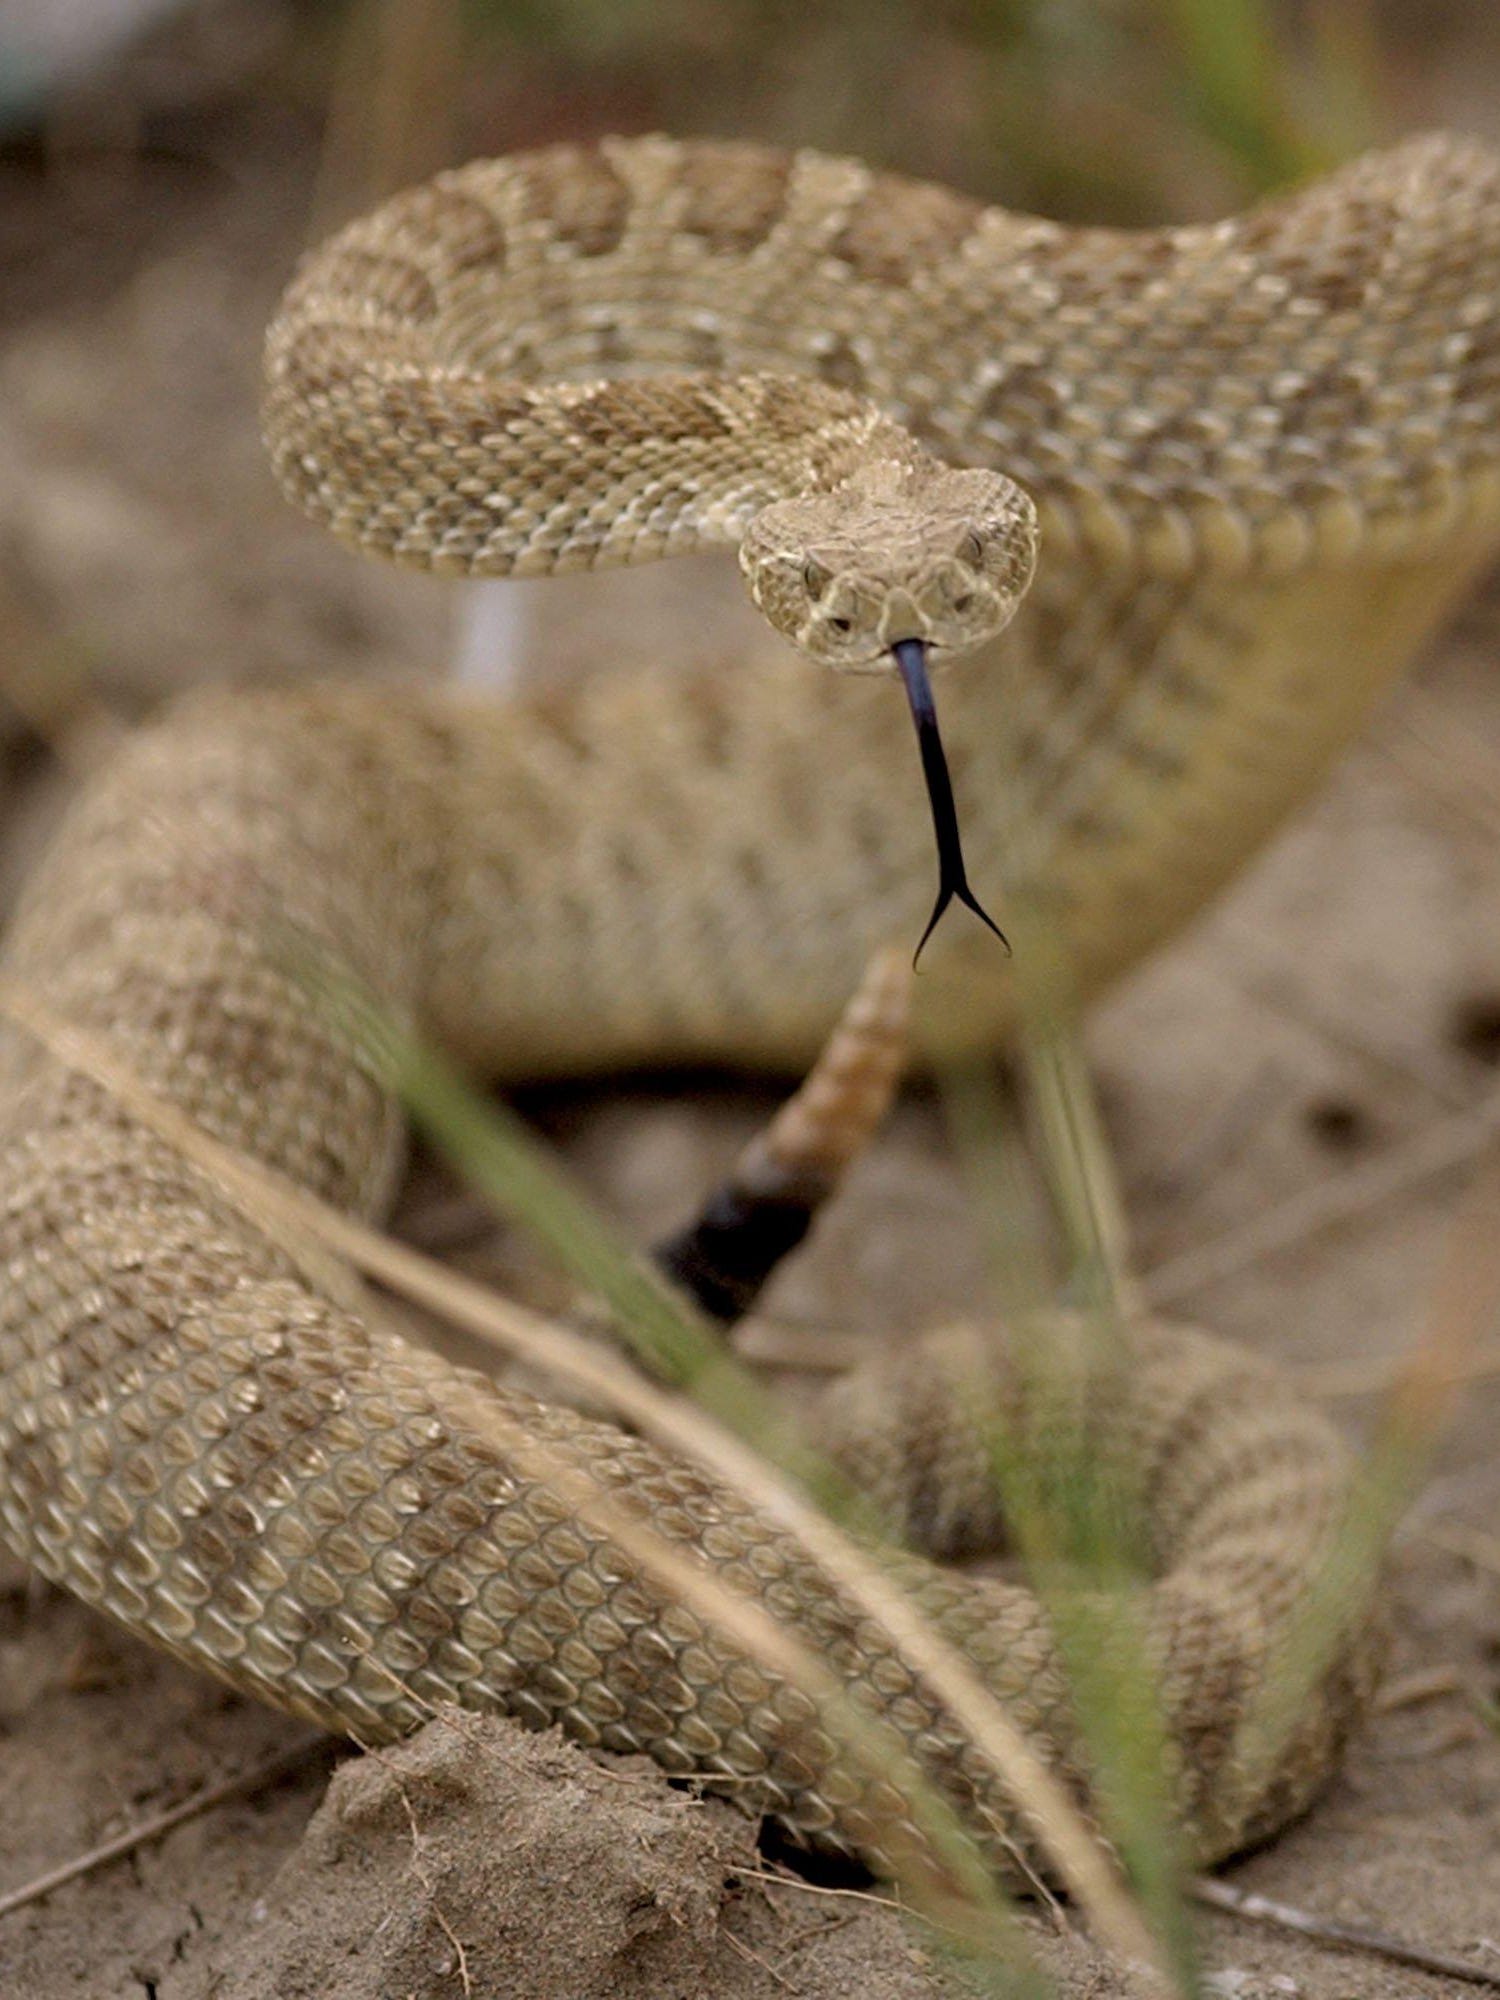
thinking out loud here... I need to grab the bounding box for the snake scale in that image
[1,132,1498,1885]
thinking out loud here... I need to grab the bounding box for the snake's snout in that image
[738,460,1028,957]
[738,461,1040,675]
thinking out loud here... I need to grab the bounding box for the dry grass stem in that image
[1192,1875,1500,1990]
[1238,1140,1500,1789]
[723,1927,796,1992]
[1385,1144,1500,1443]
[734,1319,867,1373]
[312,0,465,237]
[380,1377,1035,1949]
[0,982,1172,1988]
[940,939,1199,1991]
[1144,1093,1500,1307]
[1372,1664,1470,1712]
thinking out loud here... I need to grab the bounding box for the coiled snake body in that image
[1,134,1497,1880]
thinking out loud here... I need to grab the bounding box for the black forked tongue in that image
[892,638,1010,968]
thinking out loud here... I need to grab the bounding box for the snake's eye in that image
[803,559,831,596]
[958,531,984,566]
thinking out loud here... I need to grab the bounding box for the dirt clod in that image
[199,1713,940,2000]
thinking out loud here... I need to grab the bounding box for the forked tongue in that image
[892,637,1009,967]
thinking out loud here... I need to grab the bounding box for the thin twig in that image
[1193,1875,1500,1990]
[1199,1147,1500,1991]
[1379,700,1500,846]
[0,1735,327,1923]
[733,1866,903,1914]
[1416,1517,1500,1576]
[733,1859,1500,1991]
[774,1908,861,1957]
[0,982,1166,1987]
[735,1317,865,1373]
[1144,1094,1500,1307]
[735,1861,1071,1945]
[1230,1137,1500,1833]
[724,1926,798,1992]
[1372,1664,1469,1712]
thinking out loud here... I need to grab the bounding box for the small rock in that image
[1205,1970,1301,1999]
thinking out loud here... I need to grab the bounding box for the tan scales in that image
[1,132,1498,1879]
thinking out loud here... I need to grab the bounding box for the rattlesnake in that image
[0,132,1497,1885]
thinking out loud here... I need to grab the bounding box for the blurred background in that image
[3,0,1500,734]
[8,0,1500,225]
[0,9,1498,1996]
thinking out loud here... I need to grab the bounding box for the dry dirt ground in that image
[0,80,1497,2000]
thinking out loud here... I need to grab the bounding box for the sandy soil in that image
[0,31,1497,2000]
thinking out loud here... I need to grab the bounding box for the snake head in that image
[741,461,1036,961]
[738,462,1038,672]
